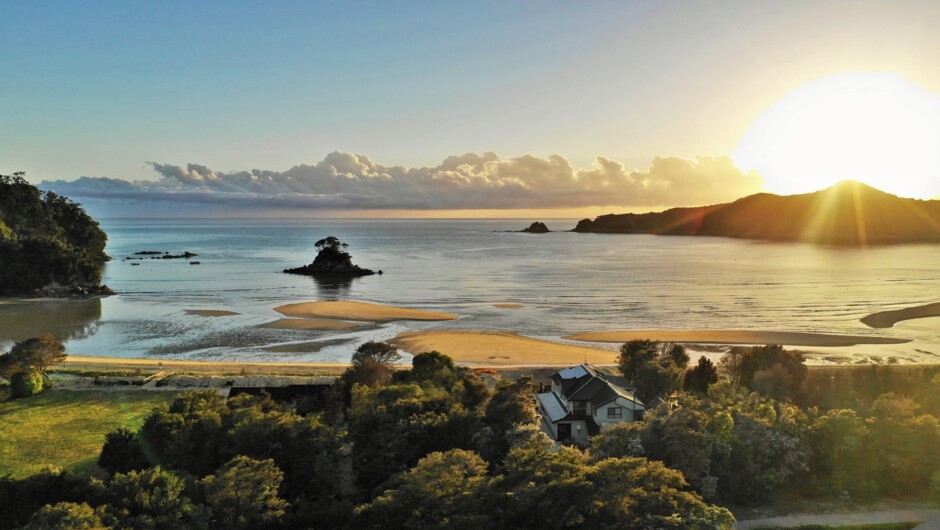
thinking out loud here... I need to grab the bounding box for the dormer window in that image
[573,401,586,413]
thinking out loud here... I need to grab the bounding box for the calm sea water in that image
[2,218,939,364]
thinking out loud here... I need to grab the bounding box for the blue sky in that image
[2,1,939,216]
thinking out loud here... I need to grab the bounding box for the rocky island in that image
[0,172,111,297]
[283,236,378,277]
[520,221,551,233]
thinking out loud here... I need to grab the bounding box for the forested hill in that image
[574,181,940,245]
[0,173,110,296]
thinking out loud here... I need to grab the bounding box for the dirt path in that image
[736,508,940,529]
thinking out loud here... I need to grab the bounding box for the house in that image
[536,364,645,444]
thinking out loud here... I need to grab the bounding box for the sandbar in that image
[861,302,940,329]
[564,330,910,347]
[275,301,457,323]
[390,330,616,366]
[184,309,240,317]
[493,304,526,309]
[259,318,362,331]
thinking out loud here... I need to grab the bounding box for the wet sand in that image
[493,304,526,309]
[391,330,617,366]
[861,302,940,329]
[184,309,240,317]
[274,301,457,322]
[564,330,911,347]
[258,318,362,331]
[262,339,349,353]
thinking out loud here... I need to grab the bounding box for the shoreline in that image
[564,329,911,347]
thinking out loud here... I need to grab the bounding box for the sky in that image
[2,1,940,218]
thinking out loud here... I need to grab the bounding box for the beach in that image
[62,355,349,375]
[391,330,617,366]
[564,330,911,347]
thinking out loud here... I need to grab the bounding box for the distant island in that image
[284,236,378,277]
[574,181,940,245]
[520,221,551,233]
[0,173,111,297]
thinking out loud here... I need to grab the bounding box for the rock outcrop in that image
[284,236,378,277]
[520,222,551,233]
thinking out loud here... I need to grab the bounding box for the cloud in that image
[41,152,763,213]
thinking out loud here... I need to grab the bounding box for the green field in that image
[0,390,177,478]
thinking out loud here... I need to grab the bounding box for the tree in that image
[473,377,539,464]
[200,456,289,530]
[684,356,719,394]
[343,341,401,390]
[98,428,150,475]
[586,457,734,529]
[20,502,109,530]
[10,370,44,398]
[618,340,684,403]
[718,347,747,386]
[807,409,873,497]
[103,467,198,529]
[352,449,492,529]
[667,343,690,368]
[618,340,659,381]
[0,335,66,379]
[728,344,807,401]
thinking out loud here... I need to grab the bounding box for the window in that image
[607,407,622,419]
[573,401,586,412]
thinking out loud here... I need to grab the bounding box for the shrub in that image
[10,371,44,398]
[931,470,940,506]
[98,427,150,475]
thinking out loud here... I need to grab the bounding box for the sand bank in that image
[391,330,616,366]
[184,309,240,317]
[493,304,526,309]
[259,318,362,331]
[275,301,457,322]
[861,302,940,329]
[564,330,910,347]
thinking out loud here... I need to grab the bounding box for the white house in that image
[536,364,645,444]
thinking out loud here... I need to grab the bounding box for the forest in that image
[0,173,109,296]
[1,341,938,529]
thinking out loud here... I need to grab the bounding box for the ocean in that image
[2,218,939,364]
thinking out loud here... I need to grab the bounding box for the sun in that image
[733,72,940,199]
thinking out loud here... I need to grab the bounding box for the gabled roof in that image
[553,364,644,409]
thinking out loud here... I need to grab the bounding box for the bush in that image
[98,427,150,475]
[10,371,44,398]
[0,384,11,402]
[931,470,940,506]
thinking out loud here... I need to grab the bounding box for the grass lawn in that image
[0,390,176,478]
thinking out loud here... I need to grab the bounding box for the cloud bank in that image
[42,152,762,213]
